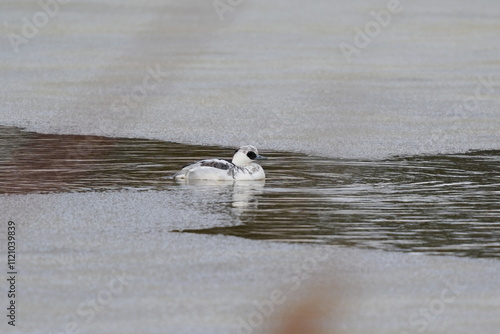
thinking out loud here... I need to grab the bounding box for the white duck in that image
[174,145,266,181]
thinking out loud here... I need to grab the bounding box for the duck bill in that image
[254,154,267,160]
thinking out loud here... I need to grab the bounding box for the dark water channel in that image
[1,126,499,258]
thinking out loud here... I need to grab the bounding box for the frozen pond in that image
[1,0,500,332]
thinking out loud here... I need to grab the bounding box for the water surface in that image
[1,126,499,258]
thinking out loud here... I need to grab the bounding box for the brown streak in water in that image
[268,283,345,334]
[1,132,114,194]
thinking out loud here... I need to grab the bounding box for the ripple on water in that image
[1,126,499,258]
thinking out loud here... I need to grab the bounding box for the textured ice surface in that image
[3,192,500,333]
[1,0,499,159]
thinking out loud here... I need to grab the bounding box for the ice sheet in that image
[1,0,499,159]
[2,191,500,333]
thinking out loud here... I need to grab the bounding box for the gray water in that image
[2,125,498,259]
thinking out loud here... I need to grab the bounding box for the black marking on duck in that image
[199,159,234,170]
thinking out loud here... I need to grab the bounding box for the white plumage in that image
[174,145,266,181]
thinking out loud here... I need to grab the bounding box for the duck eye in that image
[247,151,257,160]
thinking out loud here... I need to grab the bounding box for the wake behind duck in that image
[174,145,267,181]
